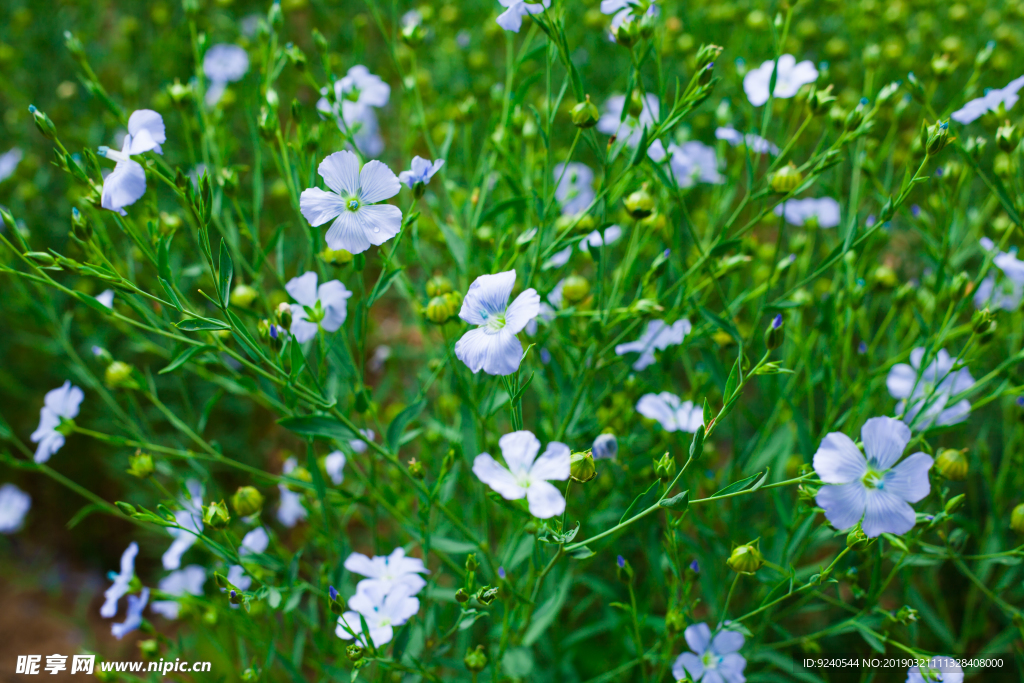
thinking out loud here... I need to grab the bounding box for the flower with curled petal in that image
[344,547,429,596]
[672,622,747,683]
[300,151,403,255]
[30,381,84,464]
[616,320,691,371]
[813,416,934,538]
[98,110,166,215]
[101,542,139,618]
[285,271,353,344]
[473,430,570,519]
[455,270,540,376]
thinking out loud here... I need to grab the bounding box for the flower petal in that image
[636,392,679,431]
[711,629,745,655]
[886,363,917,399]
[525,479,566,518]
[317,280,353,332]
[126,110,166,155]
[102,159,147,214]
[499,430,542,473]
[344,552,380,578]
[504,288,541,334]
[816,482,867,532]
[318,151,361,196]
[881,452,933,503]
[455,327,523,375]
[472,453,526,500]
[718,654,747,683]
[496,5,525,32]
[286,271,319,307]
[812,432,867,484]
[529,441,570,482]
[357,160,401,204]
[325,211,373,254]
[861,488,916,537]
[459,270,517,326]
[684,622,712,655]
[300,187,347,227]
[861,416,910,470]
[355,204,403,246]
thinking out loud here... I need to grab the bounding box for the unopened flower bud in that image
[561,274,590,304]
[770,163,803,194]
[346,644,364,661]
[614,16,639,48]
[627,88,645,118]
[846,526,869,551]
[570,451,597,483]
[653,451,676,480]
[764,314,784,350]
[127,450,155,478]
[28,105,57,140]
[202,500,231,529]
[996,121,1020,153]
[894,605,919,625]
[426,275,453,297]
[807,84,836,115]
[694,44,723,71]
[71,207,92,240]
[231,486,265,517]
[426,296,452,323]
[464,645,487,672]
[328,585,345,615]
[407,458,425,479]
[665,609,686,632]
[616,554,634,583]
[455,588,470,603]
[230,284,258,308]
[844,97,869,131]
[444,291,463,317]
[105,361,135,388]
[592,433,618,460]
[924,120,951,156]
[571,95,601,129]
[624,188,655,219]
[964,136,986,161]
[276,302,293,331]
[935,449,969,481]
[944,493,966,515]
[115,501,137,516]
[971,308,992,335]
[726,542,764,574]
[1010,503,1024,534]
[698,62,715,86]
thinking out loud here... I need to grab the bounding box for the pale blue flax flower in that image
[30,381,84,464]
[203,44,249,106]
[743,54,818,107]
[886,348,974,428]
[455,270,540,376]
[285,271,354,344]
[151,565,206,619]
[98,110,166,215]
[906,656,963,683]
[636,392,703,433]
[496,0,550,33]
[592,433,618,460]
[473,430,570,519]
[616,319,692,370]
[398,156,445,190]
[554,162,595,216]
[101,541,139,618]
[336,582,420,647]
[672,622,747,683]
[0,483,30,533]
[111,588,149,640]
[344,546,429,596]
[951,74,1024,124]
[774,197,841,228]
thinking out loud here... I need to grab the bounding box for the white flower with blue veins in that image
[98,110,166,215]
[473,430,571,519]
[31,381,84,464]
[203,44,249,106]
[951,74,1024,125]
[906,657,964,683]
[455,270,540,376]
[636,392,704,433]
[0,483,30,533]
[616,319,691,371]
[344,546,429,596]
[285,271,354,344]
[774,197,841,228]
[496,0,550,33]
[743,54,819,107]
[151,565,206,620]
[813,416,933,538]
[399,156,445,190]
[300,151,403,255]
[101,541,139,618]
[672,622,747,683]
[336,582,420,647]
[111,588,149,640]
[886,348,974,429]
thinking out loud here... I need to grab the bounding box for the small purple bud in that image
[858,341,867,354]
[329,586,338,602]
[771,313,783,329]
[229,590,237,598]
[689,559,700,573]
[911,204,921,218]
[540,348,551,364]
[935,167,943,177]
[498,566,506,579]
[269,324,279,339]
[925,515,935,522]
[92,345,103,356]
[617,555,625,569]
[866,215,876,227]
[663,249,670,257]
[1016,396,1024,407]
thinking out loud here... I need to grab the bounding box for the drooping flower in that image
[111,588,149,640]
[455,270,540,376]
[473,430,571,519]
[773,197,841,228]
[299,151,403,255]
[203,44,249,106]
[398,156,445,190]
[344,547,429,596]
[813,416,934,537]
[151,565,206,619]
[579,225,623,253]
[0,147,22,182]
[0,483,30,533]
[162,480,204,570]
[715,126,779,155]
[496,0,550,33]
[336,583,419,647]
[951,75,1024,124]
[886,348,974,429]
[240,526,270,555]
[101,541,139,618]
[96,289,115,309]
[592,433,618,460]
[664,142,724,187]
[906,657,964,683]
[30,381,84,464]
[277,458,308,528]
[616,319,692,370]
[975,240,1024,310]
[325,451,347,485]
[672,622,747,683]
[636,392,704,433]
[98,110,166,215]
[743,54,819,107]
[285,271,354,344]
[554,163,595,216]
[597,94,660,149]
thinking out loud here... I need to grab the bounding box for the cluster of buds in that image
[258,303,293,352]
[126,450,154,479]
[424,275,463,324]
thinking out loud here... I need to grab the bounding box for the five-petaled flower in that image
[743,54,819,107]
[203,44,249,106]
[672,622,747,683]
[285,271,354,344]
[455,270,540,376]
[398,156,445,190]
[344,547,430,596]
[31,381,84,464]
[300,151,403,255]
[636,392,704,432]
[496,0,550,33]
[473,430,571,518]
[98,110,166,215]
[886,348,974,429]
[616,320,692,370]
[813,416,933,537]
[336,583,420,647]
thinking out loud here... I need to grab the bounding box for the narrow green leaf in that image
[159,345,213,374]
[177,317,231,332]
[659,490,689,511]
[218,239,233,309]
[159,277,183,312]
[711,471,763,498]
[620,480,661,524]
[76,291,113,314]
[278,415,357,442]
[386,400,426,452]
[568,545,595,559]
[366,267,403,308]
